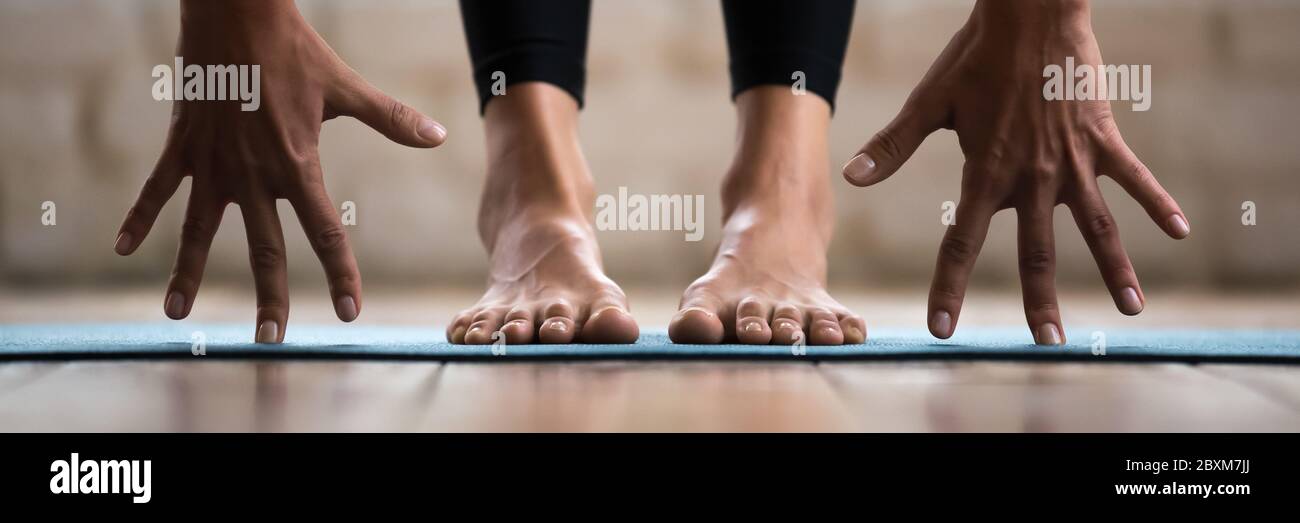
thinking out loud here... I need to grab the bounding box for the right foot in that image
[447,83,639,345]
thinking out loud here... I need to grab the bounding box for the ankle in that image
[478,83,594,247]
[720,88,834,232]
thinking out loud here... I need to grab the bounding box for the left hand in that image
[841,0,1189,345]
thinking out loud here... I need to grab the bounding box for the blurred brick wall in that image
[1,0,1297,289]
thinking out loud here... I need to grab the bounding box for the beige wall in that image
[2,0,1298,289]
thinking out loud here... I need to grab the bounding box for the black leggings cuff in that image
[728,47,844,110]
[473,45,587,114]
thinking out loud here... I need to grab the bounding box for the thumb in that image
[843,106,937,187]
[335,79,446,148]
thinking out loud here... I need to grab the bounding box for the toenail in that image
[743,321,762,333]
[546,320,568,332]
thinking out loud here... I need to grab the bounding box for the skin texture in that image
[115,0,446,343]
[842,0,1189,345]
[447,83,639,345]
[669,86,867,346]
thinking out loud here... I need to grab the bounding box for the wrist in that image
[181,0,298,27]
[971,0,1092,39]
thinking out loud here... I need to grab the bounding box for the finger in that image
[116,146,185,255]
[843,104,942,187]
[1016,197,1064,346]
[1069,181,1145,316]
[163,177,226,319]
[1098,132,1189,239]
[288,167,361,323]
[241,199,289,344]
[928,195,998,340]
[330,75,446,148]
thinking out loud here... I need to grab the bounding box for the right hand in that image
[114,0,447,343]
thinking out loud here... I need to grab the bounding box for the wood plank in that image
[1195,364,1300,414]
[0,361,444,432]
[819,361,1300,432]
[421,362,859,432]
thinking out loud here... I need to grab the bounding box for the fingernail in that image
[930,310,953,339]
[165,291,186,319]
[1118,287,1143,315]
[1167,215,1190,239]
[417,119,446,143]
[842,152,877,184]
[256,320,279,344]
[1036,323,1063,346]
[114,232,132,255]
[336,295,358,322]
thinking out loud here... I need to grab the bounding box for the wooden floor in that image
[2,286,1299,432]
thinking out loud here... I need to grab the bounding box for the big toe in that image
[669,307,725,344]
[581,306,640,344]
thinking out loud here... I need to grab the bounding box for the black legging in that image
[460,0,855,113]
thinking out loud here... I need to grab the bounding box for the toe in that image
[464,308,507,344]
[669,307,725,344]
[807,309,844,345]
[447,311,473,344]
[581,306,639,344]
[839,313,867,344]
[538,317,576,343]
[537,300,578,344]
[500,307,534,344]
[769,304,804,345]
[734,297,772,345]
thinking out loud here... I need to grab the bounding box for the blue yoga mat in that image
[2,323,1299,363]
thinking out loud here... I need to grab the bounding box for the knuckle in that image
[1028,302,1059,315]
[932,283,963,301]
[313,225,348,252]
[1019,249,1055,275]
[1122,159,1155,187]
[939,237,977,265]
[248,244,283,271]
[1087,112,1120,143]
[387,100,413,130]
[179,216,212,242]
[871,128,904,161]
[1085,213,1118,238]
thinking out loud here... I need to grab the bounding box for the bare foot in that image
[669,87,866,345]
[447,83,638,345]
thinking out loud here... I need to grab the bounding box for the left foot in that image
[669,87,866,345]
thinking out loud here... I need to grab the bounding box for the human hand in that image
[115,0,447,342]
[842,0,1188,344]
